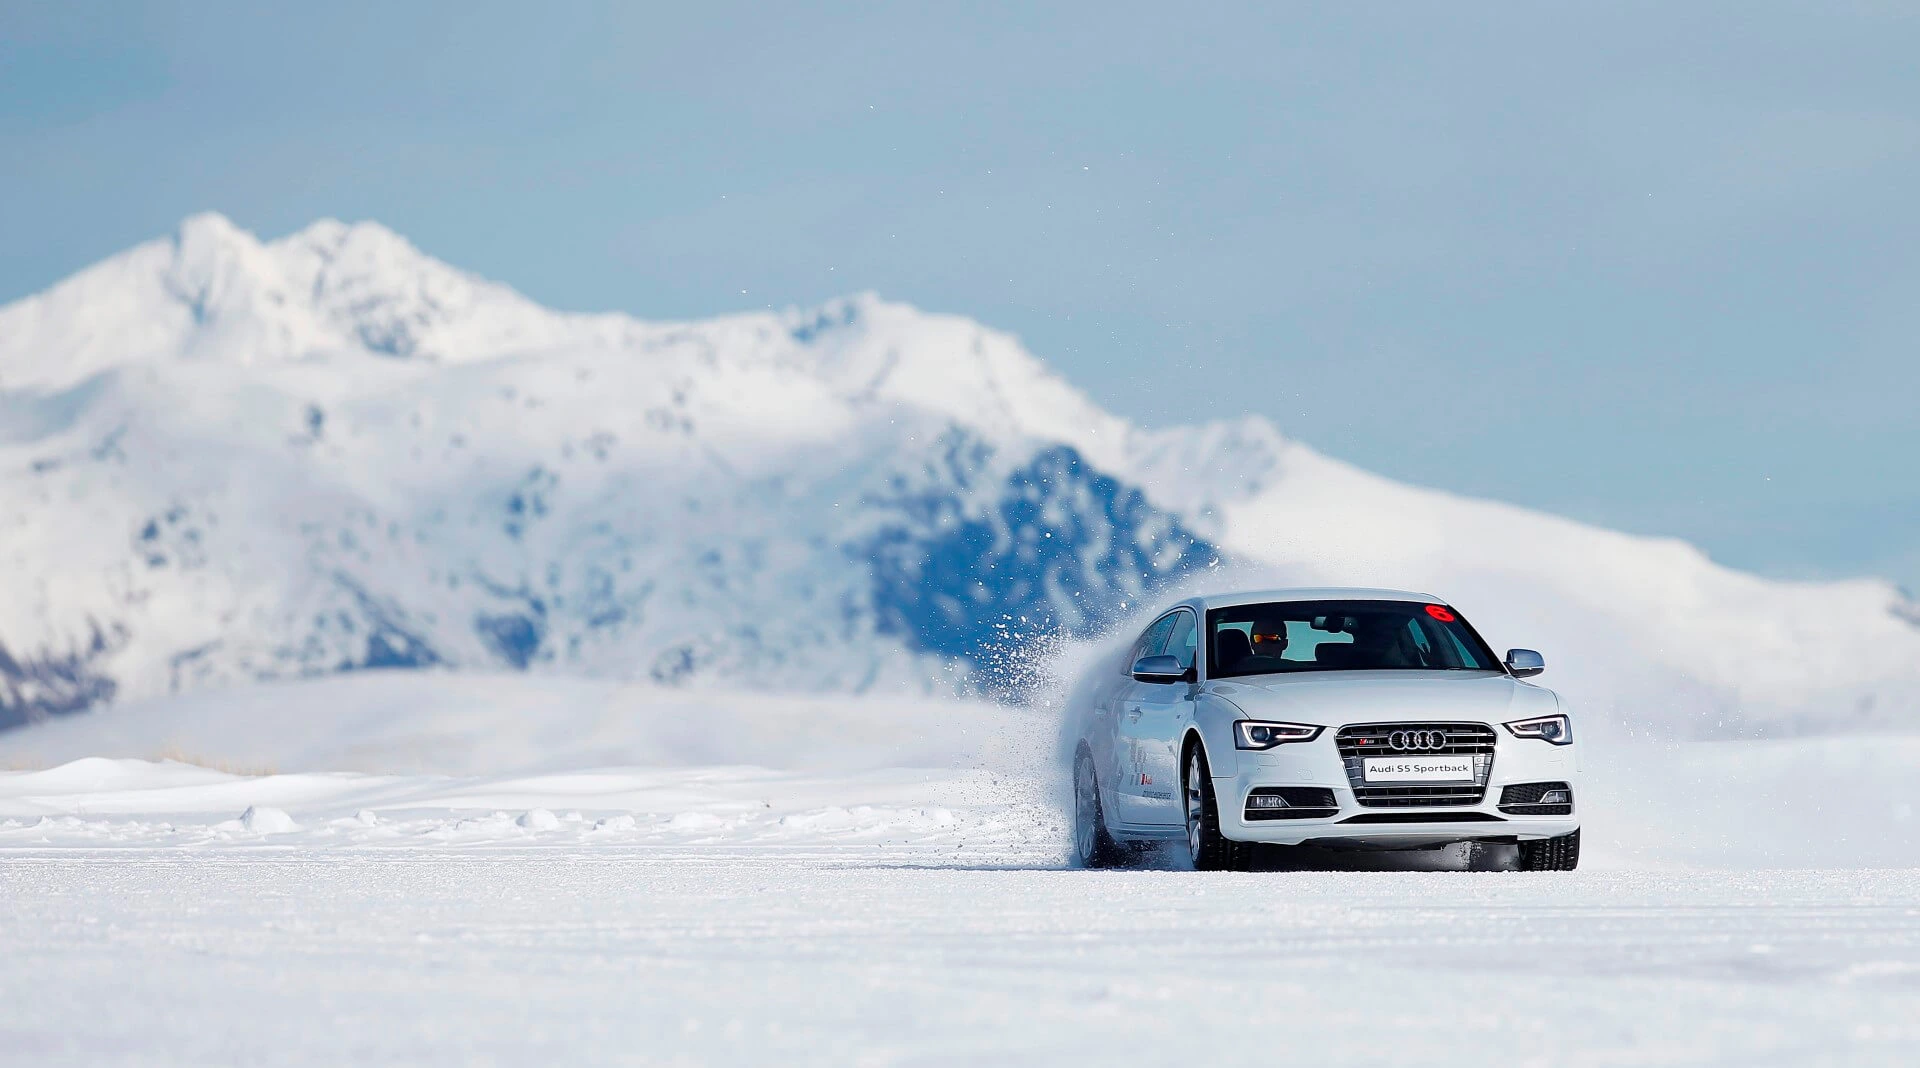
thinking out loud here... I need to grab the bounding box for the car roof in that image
[1180,587,1446,612]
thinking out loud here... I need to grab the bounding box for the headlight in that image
[1503,714,1572,745]
[1234,721,1324,750]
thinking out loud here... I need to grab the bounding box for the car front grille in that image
[1336,723,1496,808]
[1339,811,1506,824]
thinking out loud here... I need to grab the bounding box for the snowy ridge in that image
[0,213,583,384]
[1,214,1917,734]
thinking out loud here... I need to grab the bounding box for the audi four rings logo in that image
[1389,730,1449,750]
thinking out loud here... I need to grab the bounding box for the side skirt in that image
[1108,820,1188,842]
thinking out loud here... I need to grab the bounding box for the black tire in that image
[1072,750,1126,868]
[1184,744,1255,871]
[1516,828,1581,871]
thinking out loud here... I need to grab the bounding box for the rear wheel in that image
[1185,746,1255,871]
[1517,828,1581,871]
[1073,751,1125,868]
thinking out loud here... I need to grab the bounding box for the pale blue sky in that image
[3,2,1916,589]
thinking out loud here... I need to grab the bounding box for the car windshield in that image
[1206,600,1500,678]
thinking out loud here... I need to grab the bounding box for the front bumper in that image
[1216,732,1580,847]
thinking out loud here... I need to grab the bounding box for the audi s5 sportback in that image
[1069,589,1581,871]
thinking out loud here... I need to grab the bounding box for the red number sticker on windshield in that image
[1424,605,1456,622]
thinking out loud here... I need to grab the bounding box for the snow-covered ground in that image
[2,675,1918,1063]
[1,854,1915,1065]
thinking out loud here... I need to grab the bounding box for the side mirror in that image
[1504,648,1545,678]
[1130,654,1189,683]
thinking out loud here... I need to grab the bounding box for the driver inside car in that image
[1215,618,1293,672]
[1249,622,1288,659]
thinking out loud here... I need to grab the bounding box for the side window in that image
[1126,614,1178,672]
[1164,611,1198,672]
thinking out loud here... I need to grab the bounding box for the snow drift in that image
[0,672,1913,870]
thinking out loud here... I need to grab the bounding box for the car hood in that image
[1202,670,1557,726]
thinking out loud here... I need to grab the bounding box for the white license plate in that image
[1362,756,1474,782]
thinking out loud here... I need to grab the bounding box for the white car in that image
[1069,588,1580,871]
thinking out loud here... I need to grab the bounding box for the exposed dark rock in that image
[0,622,124,729]
[856,433,1219,693]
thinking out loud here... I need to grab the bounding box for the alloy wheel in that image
[1186,750,1206,863]
[1074,757,1098,862]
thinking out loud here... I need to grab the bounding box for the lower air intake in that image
[1339,812,1506,824]
[1499,781,1574,816]
[1244,787,1339,821]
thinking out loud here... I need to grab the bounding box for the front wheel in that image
[1516,828,1581,871]
[1185,745,1255,871]
[1073,751,1125,868]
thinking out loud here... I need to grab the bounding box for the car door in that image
[1102,613,1176,822]
[1114,609,1196,827]
[1085,614,1169,804]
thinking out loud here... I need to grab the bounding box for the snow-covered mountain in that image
[1,213,1915,734]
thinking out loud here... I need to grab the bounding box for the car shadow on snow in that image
[869,841,1521,874]
[1236,840,1519,872]
[1105,840,1516,873]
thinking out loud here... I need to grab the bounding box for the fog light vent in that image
[1244,787,1339,821]
[1498,781,1574,816]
